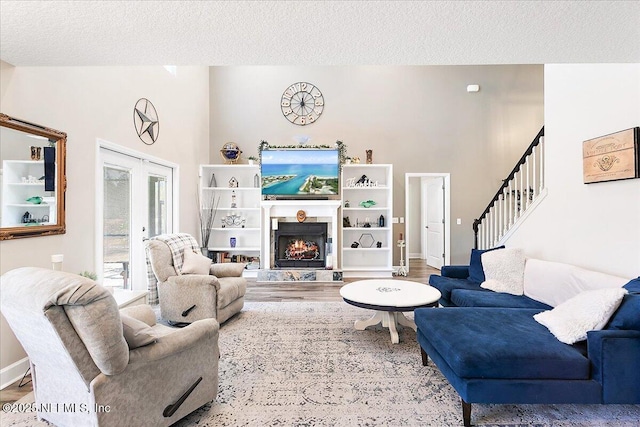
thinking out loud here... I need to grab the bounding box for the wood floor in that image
[0,259,440,404]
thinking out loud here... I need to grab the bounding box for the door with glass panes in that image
[99,148,174,290]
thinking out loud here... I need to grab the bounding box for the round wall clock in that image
[133,98,159,145]
[281,82,324,126]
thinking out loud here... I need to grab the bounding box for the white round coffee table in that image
[340,279,441,344]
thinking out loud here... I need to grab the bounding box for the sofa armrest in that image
[210,263,245,278]
[120,304,156,327]
[128,319,219,366]
[90,319,219,426]
[587,329,640,403]
[440,265,469,279]
[167,274,220,291]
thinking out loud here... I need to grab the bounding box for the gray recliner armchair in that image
[0,267,219,427]
[145,233,247,325]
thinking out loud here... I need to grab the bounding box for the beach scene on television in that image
[261,150,339,195]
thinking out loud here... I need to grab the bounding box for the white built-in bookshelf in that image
[199,164,261,276]
[341,164,393,277]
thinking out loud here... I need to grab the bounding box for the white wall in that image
[505,64,640,278]
[210,65,544,264]
[0,64,210,373]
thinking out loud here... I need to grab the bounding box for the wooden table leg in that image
[354,311,383,330]
[396,311,417,332]
[386,312,399,344]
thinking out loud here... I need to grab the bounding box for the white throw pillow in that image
[182,249,212,275]
[479,248,526,295]
[533,288,627,344]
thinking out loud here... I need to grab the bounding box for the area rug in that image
[3,302,640,426]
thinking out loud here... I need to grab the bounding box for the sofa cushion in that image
[468,246,504,284]
[146,239,177,282]
[428,275,487,304]
[440,265,470,279]
[182,249,212,275]
[451,289,551,309]
[415,307,590,380]
[534,288,627,344]
[217,277,247,309]
[523,259,629,307]
[606,293,640,331]
[623,277,640,294]
[480,248,526,295]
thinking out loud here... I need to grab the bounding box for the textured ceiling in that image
[1,1,639,66]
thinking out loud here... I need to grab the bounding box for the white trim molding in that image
[0,357,29,390]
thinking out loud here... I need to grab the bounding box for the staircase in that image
[473,127,546,249]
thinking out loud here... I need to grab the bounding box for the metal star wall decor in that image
[133,98,159,145]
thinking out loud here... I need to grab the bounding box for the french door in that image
[98,146,175,290]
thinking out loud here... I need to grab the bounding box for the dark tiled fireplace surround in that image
[273,222,328,268]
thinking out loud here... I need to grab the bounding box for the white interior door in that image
[424,177,445,269]
[405,173,450,273]
[98,148,174,290]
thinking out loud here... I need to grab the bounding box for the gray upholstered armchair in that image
[145,233,247,325]
[0,267,219,427]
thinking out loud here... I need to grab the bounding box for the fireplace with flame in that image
[274,222,327,268]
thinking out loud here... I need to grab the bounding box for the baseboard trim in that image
[0,357,30,390]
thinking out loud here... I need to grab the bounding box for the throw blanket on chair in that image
[145,233,201,304]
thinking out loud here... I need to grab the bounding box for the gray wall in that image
[209,65,544,264]
[1,63,210,374]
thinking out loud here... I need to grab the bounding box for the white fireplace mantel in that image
[261,200,342,269]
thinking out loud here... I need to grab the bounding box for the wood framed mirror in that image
[0,113,67,240]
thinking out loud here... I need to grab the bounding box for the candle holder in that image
[396,238,407,276]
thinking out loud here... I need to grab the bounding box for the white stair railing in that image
[474,127,545,249]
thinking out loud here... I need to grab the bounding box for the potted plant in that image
[78,271,97,280]
[247,156,258,166]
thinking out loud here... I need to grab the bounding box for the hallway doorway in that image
[405,173,451,272]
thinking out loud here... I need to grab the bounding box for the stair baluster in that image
[473,127,545,249]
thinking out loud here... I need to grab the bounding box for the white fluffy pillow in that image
[480,248,526,295]
[181,249,212,275]
[534,288,627,344]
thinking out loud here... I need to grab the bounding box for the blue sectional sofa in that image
[417,255,640,426]
[430,265,552,309]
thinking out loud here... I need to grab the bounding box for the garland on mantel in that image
[258,140,348,170]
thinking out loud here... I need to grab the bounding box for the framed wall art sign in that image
[582,127,639,184]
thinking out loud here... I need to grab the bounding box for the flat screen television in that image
[261,149,340,197]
